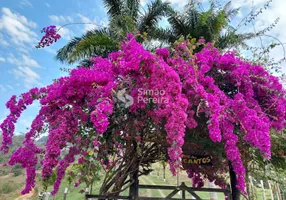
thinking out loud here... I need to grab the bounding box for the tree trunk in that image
[98,139,161,198]
[229,162,240,200]
[129,168,139,199]
[129,140,139,199]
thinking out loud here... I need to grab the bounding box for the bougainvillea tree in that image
[1,34,286,198]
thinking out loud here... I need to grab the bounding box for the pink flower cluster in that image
[36,25,61,48]
[165,40,285,193]
[1,34,286,195]
[90,99,113,134]
[51,147,78,195]
[9,139,43,194]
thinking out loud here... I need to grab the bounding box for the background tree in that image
[56,0,172,65]
[149,1,246,48]
[150,0,281,56]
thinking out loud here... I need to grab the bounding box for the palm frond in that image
[147,27,176,43]
[216,28,256,49]
[223,1,240,21]
[126,0,140,20]
[138,0,172,34]
[109,15,137,38]
[56,28,119,64]
[168,12,190,38]
[78,59,94,68]
[56,37,82,63]
[103,0,123,18]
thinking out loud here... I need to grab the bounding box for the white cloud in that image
[44,47,57,54]
[164,0,188,7]
[77,14,97,31]
[0,84,7,93]
[232,0,286,73]
[45,2,50,8]
[7,54,18,65]
[0,84,13,93]
[10,66,41,88]
[49,15,73,23]
[22,55,41,68]
[230,0,265,8]
[58,27,73,40]
[18,47,30,55]
[20,0,33,8]
[0,33,9,46]
[7,54,41,68]
[0,57,5,62]
[6,85,14,90]
[0,8,37,46]
[6,53,42,88]
[141,0,148,6]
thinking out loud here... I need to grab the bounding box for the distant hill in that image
[37,136,48,145]
[0,135,47,165]
[0,135,25,165]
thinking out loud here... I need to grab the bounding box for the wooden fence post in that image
[227,185,232,200]
[249,176,256,199]
[129,169,139,200]
[63,188,68,200]
[274,182,282,200]
[208,181,218,200]
[177,169,181,195]
[40,192,51,200]
[64,188,68,200]
[260,180,266,200]
[182,188,186,200]
[85,187,89,200]
[267,181,274,200]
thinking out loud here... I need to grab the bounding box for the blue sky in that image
[0,0,110,133]
[0,0,285,134]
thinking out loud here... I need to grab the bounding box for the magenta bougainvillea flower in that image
[1,34,286,195]
[36,25,61,48]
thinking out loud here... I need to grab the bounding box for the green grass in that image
[0,163,281,200]
[0,172,31,200]
[140,167,226,199]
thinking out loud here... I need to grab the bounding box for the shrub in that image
[1,183,13,194]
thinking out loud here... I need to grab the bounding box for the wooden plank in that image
[139,185,177,190]
[87,184,231,200]
[85,195,131,199]
[166,189,180,198]
[138,198,194,200]
[139,184,230,193]
[182,190,186,199]
[180,187,229,193]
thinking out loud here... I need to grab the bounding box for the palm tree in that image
[56,0,172,65]
[150,1,256,50]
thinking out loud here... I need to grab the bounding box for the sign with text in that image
[182,154,213,169]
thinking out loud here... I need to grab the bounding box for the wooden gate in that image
[85,182,232,200]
